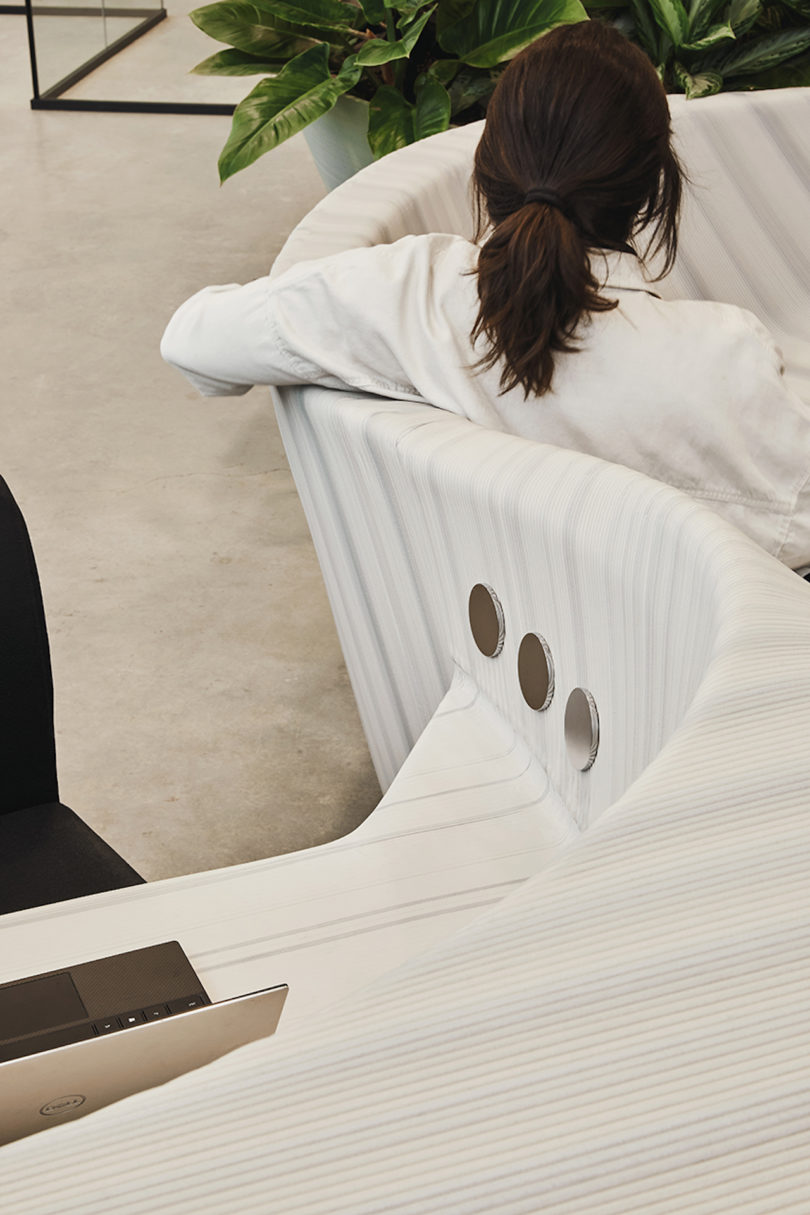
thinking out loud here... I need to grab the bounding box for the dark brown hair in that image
[471,21,683,398]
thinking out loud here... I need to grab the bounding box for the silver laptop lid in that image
[0,985,287,1146]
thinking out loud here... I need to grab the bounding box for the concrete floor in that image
[1,6,382,881]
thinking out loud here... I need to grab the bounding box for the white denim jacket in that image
[161,233,810,568]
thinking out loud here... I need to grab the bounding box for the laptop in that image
[0,941,287,1146]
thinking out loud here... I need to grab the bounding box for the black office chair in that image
[0,477,144,915]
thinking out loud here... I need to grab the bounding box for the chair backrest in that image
[0,478,59,814]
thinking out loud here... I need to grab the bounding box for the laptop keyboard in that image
[0,995,208,1063]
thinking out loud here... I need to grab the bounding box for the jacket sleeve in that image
[160,242,431,402]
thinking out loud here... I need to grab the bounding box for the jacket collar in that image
[590,249,661,298]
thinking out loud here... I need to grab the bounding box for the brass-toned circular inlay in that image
[517,632,554,711]
[468,584,505,658]
[565,687,600,771]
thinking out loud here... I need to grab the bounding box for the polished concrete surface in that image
[1,7,382,880]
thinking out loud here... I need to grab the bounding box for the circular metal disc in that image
[517,632,555,711]
[565,687,600,771]
[468,584,505,658]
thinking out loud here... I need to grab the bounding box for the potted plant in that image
[585,0,810,98]
[189,1,589,185]
[190,0,810,187]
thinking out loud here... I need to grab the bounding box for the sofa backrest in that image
[270,123,479,280]
[664,90,810,348]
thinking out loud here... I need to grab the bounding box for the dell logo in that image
[40,1094,86,1116]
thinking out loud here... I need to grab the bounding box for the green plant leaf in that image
[681,20,735,50]
[357,0,386,21]
[435,0,476,34]
[190,3,324,56]
[355,4,434,63]
[413,75,452,136]
[708,26,810,75]
[366,77,451,158]
[250,0,358,30]
[447,64,496,113]
[673,59,723,92]
[627,0,662,58]
[438,0,589,68]
[686,0,726,40]
[367,85,415,157]
[355,38,408,63]
[397,0,439,14]
[726,45,810,86]
[427,57,460,83]
[398,1,437,35]
[647,0,689,47]
[218,44,361,181]
[191,47,287,74]
[778,0,810,15]
[728,0,761,34]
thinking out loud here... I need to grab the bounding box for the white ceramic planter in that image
[303,94,374,191]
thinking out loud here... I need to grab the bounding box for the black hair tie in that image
[523,186,575,222]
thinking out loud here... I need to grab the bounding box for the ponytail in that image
[470,21,682,399]
[472,199,617,399]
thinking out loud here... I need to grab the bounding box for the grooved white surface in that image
[3,499,810,1211]
[0,667,572,1028]
[277,394,726,824]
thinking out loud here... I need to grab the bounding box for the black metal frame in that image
[18,0,236,115]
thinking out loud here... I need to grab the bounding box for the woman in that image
[161,21,810,568]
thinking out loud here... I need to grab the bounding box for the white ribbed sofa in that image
[3,88,810,1212]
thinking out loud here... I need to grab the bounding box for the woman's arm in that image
[160,281,268,397]
[160,237,457,402]
[159,272,373,397]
